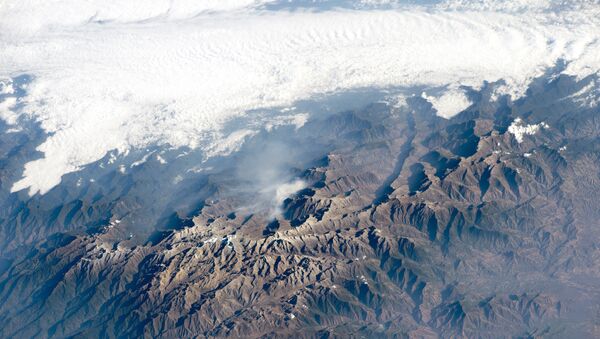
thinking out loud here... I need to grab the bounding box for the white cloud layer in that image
[508,118,549,143]
[422,88,472,119]
[0,0,599,195]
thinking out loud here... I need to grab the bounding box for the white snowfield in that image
[0,0,599,195]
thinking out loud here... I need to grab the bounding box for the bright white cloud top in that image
[0,0,599,196]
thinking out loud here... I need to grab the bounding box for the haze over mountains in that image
[1,0,600,338]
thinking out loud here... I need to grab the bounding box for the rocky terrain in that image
[1,74,600,338]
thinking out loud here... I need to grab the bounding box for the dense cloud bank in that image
[0,0,599,195]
